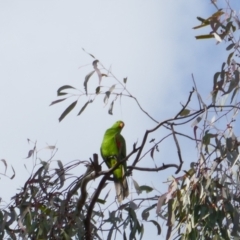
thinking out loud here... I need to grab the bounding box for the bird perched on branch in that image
[100,120,129,203]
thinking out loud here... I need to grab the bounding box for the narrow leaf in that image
[213,32,222,42]
[77,100,92,116]
[49,98,67,106]
[84,70,95,95]
[156,193,167,214]
[92,60,102,84]
[150,147,155,159]
[195,34,214,40]
[57,85,75,96]
[1,159,7,174]
[230,87,239,103]
[108,101,114,115]
[213,72,220,85]
[10,166,15,179]
[227,52,234,65]
[59,100,78,122]
[82,48,96,59]
[148,220,161,235]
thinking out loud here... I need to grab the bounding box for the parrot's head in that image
[111,120,125,131]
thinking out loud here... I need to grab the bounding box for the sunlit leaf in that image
[84,70,95,95]
[191,116,202,127]
[57,85,75,96]
[180,109,190,116]
[213,32,222,42]
[195,34,214,40]
[59,100,78,122]
[49,98,67,106]
[156,193,167,214]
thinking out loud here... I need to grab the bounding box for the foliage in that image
[0,1,240,240]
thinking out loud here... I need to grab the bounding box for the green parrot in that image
[100,120,129,203]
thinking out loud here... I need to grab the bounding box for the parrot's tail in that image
[114,169,129,203]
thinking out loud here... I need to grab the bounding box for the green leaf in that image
[77,100,92,116]
[59,100,78,122]
[203,131,211,145]
[96,198,106,204]
[139,185,153,193]
[226,43,235,51]
[49,98,67,106]
[84,70,95,95]
[227,52,234,65]
[57,85,75,96]
[148,220,161,235]
[195,34,214,40]
[180,109,190,116]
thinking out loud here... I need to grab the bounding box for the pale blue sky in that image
[0,0,235,239]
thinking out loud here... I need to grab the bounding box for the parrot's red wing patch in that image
[116,138,121,149]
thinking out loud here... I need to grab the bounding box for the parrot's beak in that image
[119,122,124,128]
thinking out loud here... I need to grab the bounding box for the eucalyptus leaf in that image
[59,100,78,122]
